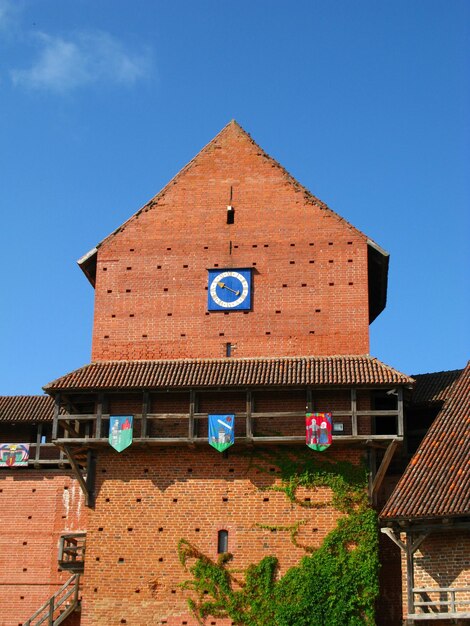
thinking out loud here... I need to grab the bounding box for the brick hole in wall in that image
[158,527,163,532]
[282,284,287,288]
[349,282,354,285]
[136,498,141,502]
[301,283,307,287]
[329,282,334,286]
[126,289,131,293]
[289,260,295,264]
[315,309,321,312]
[183,264,188,268]
[129,313,134,317]
[104,335,109,339]
[158,557,164,562]
[103,267,107,271]
[222,497,228,502]
[107,289,112,293]
[204,246,209,249]
[111,314,116,318]
[329,260,334,263]
[129,248,134,252]
[187,468,193,472]
[264,244,269,247]
[118,557,125,562]
[252,262,257,266]
[309,260,315,263]
[23,541,27,545]
[348,259,353,262]
[180,334,186,338]
[173,498,178,503]
[163,287,169,292]
[252,244,257,248]
[128,527,133,532]
[195,527,200,532]
[275,310,281,314]
[309,330,315,334]
[348,241,353,245]
[135,589,140,593]
[126,267,132,270]
[96,557,100,561]
[265,331,271,335]
[157,265,161,269]
[142,334,147,338]
[309,242,314,246]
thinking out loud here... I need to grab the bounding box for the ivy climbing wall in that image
[80,444,378,626]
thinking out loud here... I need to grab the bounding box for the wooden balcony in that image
[409,586,470,621]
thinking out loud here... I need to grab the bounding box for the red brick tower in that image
[43,122,410,626]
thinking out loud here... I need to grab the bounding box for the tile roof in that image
[0,395,56,422]
[410,369,462,406]
[43,356,413,392]
[381,361,470,521]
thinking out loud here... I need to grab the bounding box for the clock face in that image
[208,269,252,311]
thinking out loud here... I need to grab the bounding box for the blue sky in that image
[0,0,468,394]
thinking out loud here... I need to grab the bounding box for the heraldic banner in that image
[0,443,30,467]
[306,413,332,452]
[109,415,133,452]
[209,414,235,452]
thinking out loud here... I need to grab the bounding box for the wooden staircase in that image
[23,574,80,626]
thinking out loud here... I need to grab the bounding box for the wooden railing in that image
[28,443,68,467]
[58,532,86,573]
[53,409,403,445]
[411,586,470,620]
[23,574,80,626]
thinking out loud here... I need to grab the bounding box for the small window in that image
[217,529,229,553]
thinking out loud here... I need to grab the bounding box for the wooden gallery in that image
[0,122,468,626]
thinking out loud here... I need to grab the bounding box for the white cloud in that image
[10,30,152,93]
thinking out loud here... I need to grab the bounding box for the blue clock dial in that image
[208,269,252,311]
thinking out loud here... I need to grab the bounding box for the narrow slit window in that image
[217,529,229,553]
[227,206,235,224]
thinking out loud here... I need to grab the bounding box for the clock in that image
[207,269,252,311]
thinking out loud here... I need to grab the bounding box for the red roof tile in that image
[411,369,462,406]
[381,362,470,521]
[0,395,56,422]
[43,356,413,392]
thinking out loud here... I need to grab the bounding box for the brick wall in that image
[91,123,370,361]
[80,445,364,625]
[400,531,470,623]
[0,470,86,626]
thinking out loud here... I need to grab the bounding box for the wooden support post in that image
[141,391,149,439]
[371,438,399,503]
[397,387,404,437]
[35,423,43,466]
[406,533,415,617]
[306,387,313,413]
[351,388,358,436]
[95,393,103,439]
[86,449,97,508]
[246,390,253,439]
[189,390,195,441]
[52,394,61,441]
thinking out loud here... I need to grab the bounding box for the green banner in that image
[109,415,133,452]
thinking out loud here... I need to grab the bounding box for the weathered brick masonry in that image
[0,471,86,626]
[81,446,362,626]
[90,121,371,361]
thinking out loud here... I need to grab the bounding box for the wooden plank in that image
[62,446,89,505]
[95,394,103,439]
[397,386,404,437]
[306,388,313,412]
[35,423,42,464]
[188,390,195,440]
[60,421,82,438]
[371,438,400,500]
[141,392,149,438]
[52,394,61,440]
[351,388,358,436]
[406,534,415,616]
[85,449,97,508]
[246,390,253,439]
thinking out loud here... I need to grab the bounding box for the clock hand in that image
[217,281,240,296]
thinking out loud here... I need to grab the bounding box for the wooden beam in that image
[397,386,404,437]
[141,392,149,439]
[246,390,253,439]
[52,394,61,440]
[351,388,358,436]
[60,420,82,439]
[95,393,103,439]
[306,388,313,413]
[62,445,90,506]
[85,449,97,508]
[188,390,195,441]
[371,438,400,501]
[380,527,406,552]
[35,423,42,466]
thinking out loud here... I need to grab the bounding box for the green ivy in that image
[178,450,379,625]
